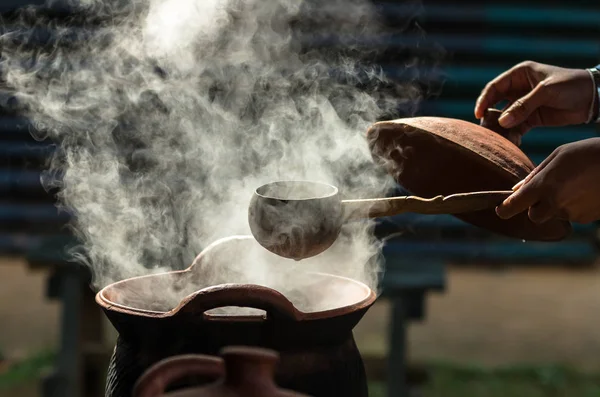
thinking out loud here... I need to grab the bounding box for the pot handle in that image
[480,108,522,146]
[132,354,224,397]
[174,283,302,321]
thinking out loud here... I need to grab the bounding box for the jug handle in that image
[173,283,302,321]
[133,354,224,397]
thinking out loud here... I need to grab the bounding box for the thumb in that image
[498,82,548,129]
[510,149,559,192]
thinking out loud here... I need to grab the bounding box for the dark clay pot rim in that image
[95,251,377,322]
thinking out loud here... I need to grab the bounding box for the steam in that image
[1,0,423,301]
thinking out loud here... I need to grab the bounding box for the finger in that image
[531,148,559,175]
[496,180,543,219]
[495,98,539,139]
[475,64,527,119]
[475,72,513,119]
[510,150,558,194]
[498,82,548,128]
[527,200,558,224]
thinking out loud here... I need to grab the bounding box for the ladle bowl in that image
[248,180,511,260]
[248,181,343,261]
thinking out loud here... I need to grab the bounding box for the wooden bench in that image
[0,87,108,397]
[365,1,600,396]
[26,237,109,397]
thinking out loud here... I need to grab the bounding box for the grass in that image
[369,363,600,397]
[0,350,55,390]
[2,352,600,397]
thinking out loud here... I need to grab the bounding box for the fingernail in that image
[498,112,515,128]
[495,206,506,218]
[512,180,525,191]
[495,200,511,219]
[474,98,482,118]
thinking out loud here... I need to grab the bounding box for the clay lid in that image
[367,115,571,241]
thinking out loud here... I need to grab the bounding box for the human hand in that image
[474,61,596,137]
[480,108,523,146]
[496,138,600,224]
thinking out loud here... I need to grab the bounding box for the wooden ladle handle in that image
[342,190,513,219]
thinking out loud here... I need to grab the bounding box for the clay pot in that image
[96,236,376,397]
[367,112,571,241]
[134,347,311,397]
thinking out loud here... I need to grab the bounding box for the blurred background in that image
[2,0,600,396]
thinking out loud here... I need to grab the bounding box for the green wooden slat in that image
[381,65,501,87]
[0,0,44,12]
[385,65,599,88]
[426,35,599,58]
[382,241,598,264]
[380,263,445,291]
[387,65,600,89]
[422,0,600,8]
[485,37,600,57]
[419,100,479,118]
[304,34,600,59]
[376,214,598,235]
[442,66,505,86]
[521,129,598,146]
[24,234,78,264]
[380,3,600,29]
[486,6,600,27]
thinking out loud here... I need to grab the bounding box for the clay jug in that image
[134,346,311,397]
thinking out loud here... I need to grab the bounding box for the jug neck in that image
[221,347,278,390]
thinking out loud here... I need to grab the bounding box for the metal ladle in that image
[248,180,511,260]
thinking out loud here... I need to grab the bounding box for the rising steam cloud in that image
[1,0,423,297]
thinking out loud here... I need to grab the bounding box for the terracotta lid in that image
[367,115,571,241]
